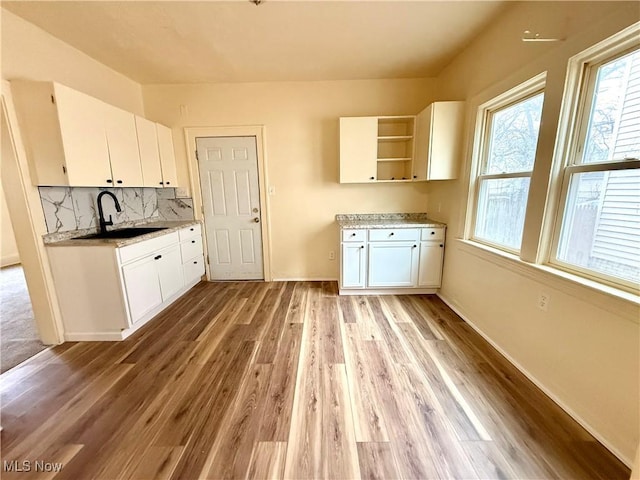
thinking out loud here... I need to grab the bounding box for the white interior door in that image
[196,136,263,280]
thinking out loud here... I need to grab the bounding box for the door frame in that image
[1,80,65,345]
[184,126,272,282]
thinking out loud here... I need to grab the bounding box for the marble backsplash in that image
[39,187,194,234]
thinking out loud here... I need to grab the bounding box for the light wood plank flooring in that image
[0,281,629,479]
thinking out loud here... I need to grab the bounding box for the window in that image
[552,46,640,289]
[471,77,545,252]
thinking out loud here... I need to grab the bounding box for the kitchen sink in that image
[77,227,168,240]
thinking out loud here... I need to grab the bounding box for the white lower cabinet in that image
[367,242,418,287]
[418,241,444,287]
[339,226,445,294]
[341,242,366,288]
[121,255,163,323]
[47,224,203,341]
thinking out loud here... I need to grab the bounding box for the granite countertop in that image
[44,219,201,247]
[335,213,446,229]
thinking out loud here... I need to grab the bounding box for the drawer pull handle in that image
[154,255,162,260]
[193,261,198,264]
[116,180,123,184]
[350,233,356,237]
[159,181,164,185]
[191,240,196,243]
[389,232,394,236]
[190,228,194,231]
[106,179,113,183]
[431,231,435,235]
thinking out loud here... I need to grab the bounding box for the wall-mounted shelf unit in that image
[376,116,414,181]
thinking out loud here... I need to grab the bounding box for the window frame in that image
[547,38,640,292]
[469,73,546,254]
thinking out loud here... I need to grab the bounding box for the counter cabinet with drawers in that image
[340,226,445,295]
[47,223,204,341]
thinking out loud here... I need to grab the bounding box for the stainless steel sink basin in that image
[77,227,168,240]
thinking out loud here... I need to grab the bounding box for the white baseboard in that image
[65,332,124,341]
[436,292,632,468]
[340,287,438,296]
[271,277,338,282]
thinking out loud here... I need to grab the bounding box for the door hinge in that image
[51,95,55,104]
[201,205,204,215]
[206,255,210,264]
[62,165,66,174]
[195,150,199,160]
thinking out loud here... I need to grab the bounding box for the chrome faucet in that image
[97,191,122,234]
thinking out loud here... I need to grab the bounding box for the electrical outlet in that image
[329,251,336,260]
[538,292,550,311]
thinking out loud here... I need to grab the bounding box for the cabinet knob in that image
[360,245,364,249]
[106,179,113,183]
[389,232,394,236]
[413,175,417,179]
[350,233,356,237]
[154,254,162,260]
[431,231,435,235]
[116,180,123,184]
[166,182,171,185]
[193,261,198,264]
[370,176,375,180]
[413,244,417,248]
[159,181,164,185]
[190,228,194,231]
[440,244,444,247]
[191,240,196,243]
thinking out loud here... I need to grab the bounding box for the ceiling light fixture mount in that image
[522,30,564,42]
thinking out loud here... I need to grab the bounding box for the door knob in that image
[253,217,260,223]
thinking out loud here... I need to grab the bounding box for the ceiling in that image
[3,1,509,84]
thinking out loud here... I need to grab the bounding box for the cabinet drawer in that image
[181,235,203,262]
[368,228,420,242]
[183,255,205,284]
[421,228,445,241]
[118,232,179,265]
[179,224,201,241]
[342,229,366,242]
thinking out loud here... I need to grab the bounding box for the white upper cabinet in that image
[414,101,464,181]
[103,105,144,187]
[135,116,163,187]
[339,117,378,183]
[156,123,178,187]
[12,80,178,188]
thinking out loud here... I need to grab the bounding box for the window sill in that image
[455,239,640,324]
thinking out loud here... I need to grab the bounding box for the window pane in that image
[582,48,640,164]
[557,169,640,284]
[474,177,530,250]
[484,93,544,174]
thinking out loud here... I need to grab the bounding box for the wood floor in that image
[0,281,629,479]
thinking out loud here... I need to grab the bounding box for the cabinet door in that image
[104,105,144,186]
[339,117,378,183]
[135,116,164,187]
[156,123,178,187]
[54,83,112,186]
[418,242,444,287]
[156,245,184,300]
[367,242,418,287]
[341,242,366,288]
[183,256,205,285]
[121,255,163,325]
[428,101,464,180]
[413,104,433,181]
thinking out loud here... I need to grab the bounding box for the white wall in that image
[430,1,640,464]
[143,79,435,279]
[1,182,20,267]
